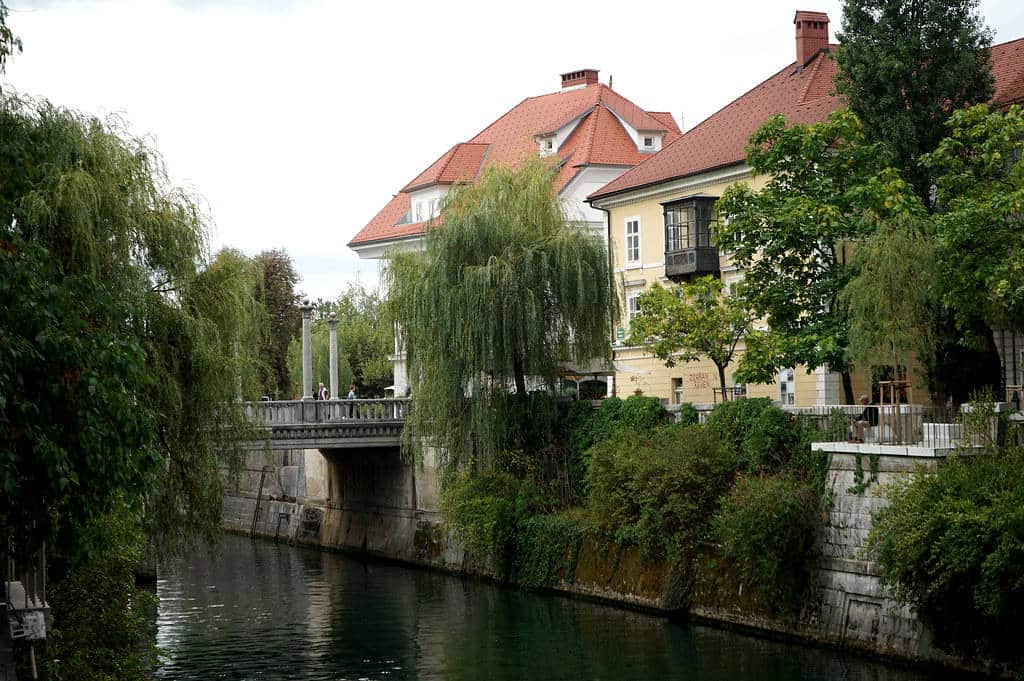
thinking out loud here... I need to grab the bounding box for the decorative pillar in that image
[328,315,339,400]
[300,300,314,401]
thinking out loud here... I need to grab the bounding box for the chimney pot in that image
[794,11,830,69]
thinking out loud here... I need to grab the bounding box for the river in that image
[154,534,960,681]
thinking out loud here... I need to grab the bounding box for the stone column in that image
[300,300,314,401]
[328,315,339,400]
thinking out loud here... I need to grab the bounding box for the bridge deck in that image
[244,398,409,449]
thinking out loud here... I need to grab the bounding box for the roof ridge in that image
[600,85,670,132]
[597,57,801,191]
[473,144,492,183]
[993,35,1024,49]
[800,51,827,103]
[400,144,457,192]
[576,107,601,166]
[434,144,461,182]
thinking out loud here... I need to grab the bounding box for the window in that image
[664,200,715,252]
[625,218,640,264]
[430,198,440,218]
[627,292,641,323]
[540,137,555,156]
[643,136,655,150]
[672,378,684,405]
[778,368,795,405]
[415,201,424,222]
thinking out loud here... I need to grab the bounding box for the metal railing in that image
[244,398,411,426]
[778,404,1003,449]
[676,401,1011,449]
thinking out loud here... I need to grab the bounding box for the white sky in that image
[5,0,1024,299]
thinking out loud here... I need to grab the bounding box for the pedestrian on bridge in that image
[346,384,356,418]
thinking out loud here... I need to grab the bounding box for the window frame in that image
[624,217,641,265]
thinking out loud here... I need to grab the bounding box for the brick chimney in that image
[794,11,829,69]
[561,69,599,90]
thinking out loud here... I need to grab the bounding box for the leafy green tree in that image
[0,1,20,78]
[717,110,924,403]
[840,215,939,387]
[385,156,615,469]
[333,281,394,396]
[835,0,994,200]
[284,282,391,398]
[923,104,1024,331]
[868,443,1024,661]
[255,249,301,399]
[627,276,751,402]
[0,93,265,562]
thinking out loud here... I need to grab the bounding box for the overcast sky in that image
[5,0,1024,299]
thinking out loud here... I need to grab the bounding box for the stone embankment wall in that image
[221,445,991,673]
[689,450,981,672]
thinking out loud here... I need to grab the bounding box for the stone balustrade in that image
[242,398,410,449]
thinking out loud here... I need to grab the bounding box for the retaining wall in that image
[221,443,997,674]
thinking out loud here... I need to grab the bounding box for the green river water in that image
[154,533,965,681]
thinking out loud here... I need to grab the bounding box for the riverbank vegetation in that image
[868,433,1024,664]
[440,396,844,617]
[0,12,276,676]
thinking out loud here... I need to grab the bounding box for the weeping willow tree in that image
[0,92,267,562]
[385,156,616,472]
[840,214,938,399]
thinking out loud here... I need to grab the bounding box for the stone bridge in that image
[243,398,409,449]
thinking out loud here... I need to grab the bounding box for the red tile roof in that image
[992,36,1024,108]
[349,82,679,247]
[402,143,490,193]
[591,36,1024,201]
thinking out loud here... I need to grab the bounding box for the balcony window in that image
[662,195,719,279]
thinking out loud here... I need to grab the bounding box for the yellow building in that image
[588,10,1024,407]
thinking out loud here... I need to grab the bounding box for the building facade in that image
[589,12,1024,406]
[348,70,681,395]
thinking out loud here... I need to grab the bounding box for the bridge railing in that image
[245,398,410,426]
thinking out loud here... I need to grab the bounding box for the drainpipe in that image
[594,200,617,398]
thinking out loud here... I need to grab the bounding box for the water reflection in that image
[156,534,958,681]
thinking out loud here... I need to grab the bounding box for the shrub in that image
[704,398,798,473]
[867,446,1024,662]
[586,425,738,561]
[439,471,521,571]
[562,395,669,497]
[676,402,699,426]
[512,514,586,588]
[440,470,551,579]
[567,395,669,456]
[45,510,157,681]
[712,474,820,615]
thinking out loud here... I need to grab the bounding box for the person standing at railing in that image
[316,382,328,401]
[850,395,879,443]
[346,384,356,418]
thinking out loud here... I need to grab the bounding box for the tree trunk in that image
[841,370,855,404]
[512,351,527,396]
[717,364,729,403]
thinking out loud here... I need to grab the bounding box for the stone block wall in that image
[222,442,996,673]
[810,452,946,662]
